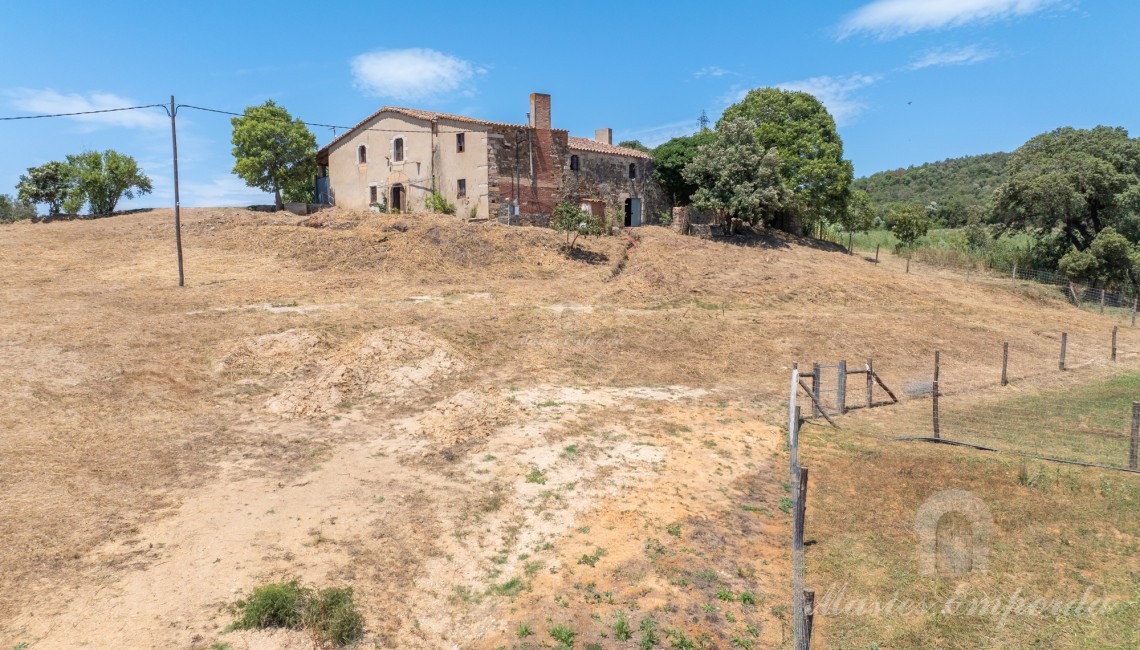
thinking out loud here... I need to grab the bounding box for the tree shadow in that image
[710,227,852,254]
[34,208,155,224]
[563,245,610,265]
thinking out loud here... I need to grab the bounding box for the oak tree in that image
[231,101,317,210]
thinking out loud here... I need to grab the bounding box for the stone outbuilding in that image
[315,93,665,227]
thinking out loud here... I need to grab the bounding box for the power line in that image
[0,104,165,121]
[177,103,478,135]
[1,100,515,136]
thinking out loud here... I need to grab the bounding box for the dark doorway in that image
[391,184,404,213]
[623,198,641,227]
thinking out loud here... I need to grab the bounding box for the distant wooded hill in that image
[854,152,1010,218]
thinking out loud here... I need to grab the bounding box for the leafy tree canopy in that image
[888,203,931,253]
[65,150,152,215]
[683,117,790,226]
[616,140,651,153]
[839,188,876,233]
[652,130,715,206]
[16,161,75,216]
[231,100,317,209]
[993,126,1140,253]
[551,202,607,252]
[1058,226,1140,290]
[0,194,37,223]
[720,88,853,227]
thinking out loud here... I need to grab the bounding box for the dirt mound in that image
[400,388,516,445]
[214,329,328,375]
[219,326,466,417]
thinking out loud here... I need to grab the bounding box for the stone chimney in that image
[529,93,551,129]
[594,128,612,145]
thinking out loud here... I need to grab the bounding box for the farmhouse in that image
[315,93,665,227]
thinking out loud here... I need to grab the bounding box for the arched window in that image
[393,137,405,162]
[357,145,367,164]
[628,163,637,179]
[570,154,579,171]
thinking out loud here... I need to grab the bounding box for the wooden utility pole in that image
[932,351,941,439]
[169,95,185,287]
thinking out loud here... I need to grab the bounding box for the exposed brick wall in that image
[486,124,569,224]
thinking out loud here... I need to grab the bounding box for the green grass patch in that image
[228,579,363,646]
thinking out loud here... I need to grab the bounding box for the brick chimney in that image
[594,128,612,145]
[529,93,551,129]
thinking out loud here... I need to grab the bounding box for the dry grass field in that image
[1,208,1136,649]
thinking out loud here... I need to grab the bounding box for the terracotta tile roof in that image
[317,106,562,157]
[567,136,652,159]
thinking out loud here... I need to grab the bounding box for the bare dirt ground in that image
[2,208,1137,649]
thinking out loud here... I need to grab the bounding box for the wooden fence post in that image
[1101,289,1106,314]
[875,244,880,262]
[1001,342,1009,386]
[792,466,809,650]
[933,351,941,439]
[790,406,801,483]
[811,363,821,418]
[848,232,853,255]
[1112,326,1118,362]
[837,360,847,415]
[866,358,874,409]
[1131,402,1139,470]
[1132,297,1137,327]
[1011,263,1017,286]
[1060,333,1068,371]
[803,589,816,650]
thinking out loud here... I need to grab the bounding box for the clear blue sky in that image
[2,0,1137,209]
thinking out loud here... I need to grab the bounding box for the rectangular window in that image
[457,179,467,198]
[369,186,378,204]
[456,133,465,153]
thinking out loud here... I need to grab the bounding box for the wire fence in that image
[799,336,1140,472]
[884,347,1140,470]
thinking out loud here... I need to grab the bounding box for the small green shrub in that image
[231,579,309,630]
[613,611,633,640]
[639,616,659,649]
[551,202,608,252]
[550,623,576,647]
[525,467,546,484]
[305,587,364,645]
[229,579,363,646]
[425,191,456,215]
[517,622,533,638]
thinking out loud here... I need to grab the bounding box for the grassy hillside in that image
[855,152,1010,217]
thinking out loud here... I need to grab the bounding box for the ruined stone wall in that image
[561,151,668,228]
